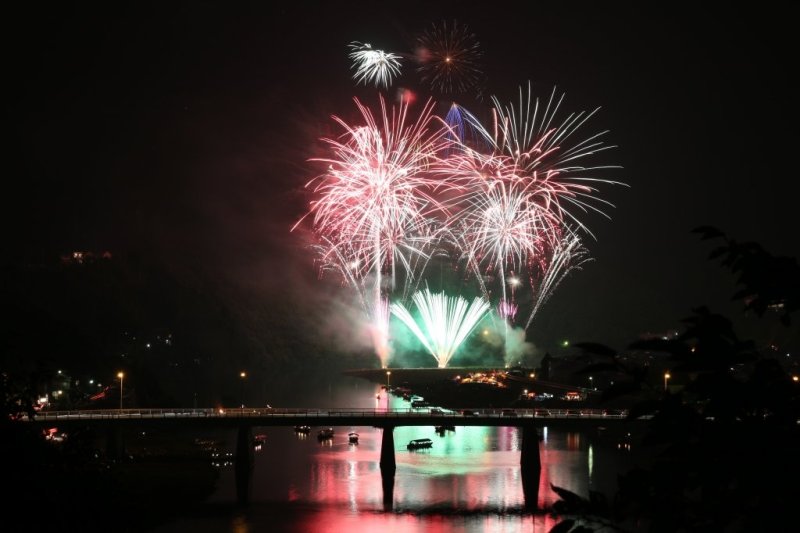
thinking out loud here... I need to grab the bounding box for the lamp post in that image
[117,372,124,410]
[664,372,671,391]
[239,371,247,407]
[589,376,594,390]
[386,370,391,388]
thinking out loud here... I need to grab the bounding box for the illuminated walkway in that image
[32,406,627,425]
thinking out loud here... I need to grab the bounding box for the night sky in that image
[5,2,797,355]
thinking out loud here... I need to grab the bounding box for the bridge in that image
[29,407,634,508]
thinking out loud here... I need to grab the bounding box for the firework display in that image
[295,24,622,368]
[348,42,402,89]
[415,20,483,94]
[390,288,490,368]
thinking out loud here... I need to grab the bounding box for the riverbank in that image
[9,422,223,532]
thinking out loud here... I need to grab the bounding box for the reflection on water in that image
[154,378,636,532]
[166,505,562,533]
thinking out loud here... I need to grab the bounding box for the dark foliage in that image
[549,230,800,532]
[693,226,800,325]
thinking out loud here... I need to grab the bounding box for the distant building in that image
[60,250,112,265]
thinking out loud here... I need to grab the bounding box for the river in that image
[153,375,643,532]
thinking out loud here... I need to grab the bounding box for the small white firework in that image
[348,41,401,89]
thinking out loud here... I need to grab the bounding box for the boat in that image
[435,425,455,433]
[317,428,335,440]
[294,425,311,434]
[348,432,359,444]
[407,438,433,450]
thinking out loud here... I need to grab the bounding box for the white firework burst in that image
[348,41,402,89]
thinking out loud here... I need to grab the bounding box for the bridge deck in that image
[27,407,633,428]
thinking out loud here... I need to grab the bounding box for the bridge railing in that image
[28,407,629,421]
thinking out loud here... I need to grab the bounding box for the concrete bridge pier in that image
[379,426,396,510]
[520,425,541,509]
[235,425,255,505]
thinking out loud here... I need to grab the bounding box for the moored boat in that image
[407,438,433,450]
[317,427,335,440]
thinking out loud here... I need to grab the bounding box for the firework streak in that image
[295,83,623,366]
[391,288,490,368]
[348,42,402,89]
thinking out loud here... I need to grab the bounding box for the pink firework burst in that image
[497,299,518,322]
[294,96,455,366]
[297,96,454,281]
[487,82,624,237]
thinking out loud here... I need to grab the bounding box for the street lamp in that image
[589,376,594,390]
[239,371,247,407]
[664,372,671,391]
[117,372,124,410]
[386,370,391,388]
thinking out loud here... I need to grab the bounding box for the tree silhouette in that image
[548,228,800,532]
[693,225,800,325]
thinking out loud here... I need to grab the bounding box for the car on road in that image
[502,409,518,417]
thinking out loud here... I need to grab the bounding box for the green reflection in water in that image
[391,424,524,477]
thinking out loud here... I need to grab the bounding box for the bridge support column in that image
[520,426,541,509]
[235,425,254,505]
[380,426,396,471]
[379,426,396,510]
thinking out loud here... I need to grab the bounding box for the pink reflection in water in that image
[154,503,562,532]
[198,379,616,532]
[268,426,591,514]
[254,508,560,533]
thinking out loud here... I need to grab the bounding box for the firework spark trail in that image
[439,82,621,307]
[310,239,395,367]
[295,96,455,366]
[390,288,490,368]
[463,177,558,275]
[368,296,391,366]
[298,96,454,289]
[485,82,625,238]
[296,77,622,366]
[444,103,492,154]
[497,299,518,322]
[524,231,591,329]
[416,20,483,94]
[437,150,561,311]
[348,42,402,89]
